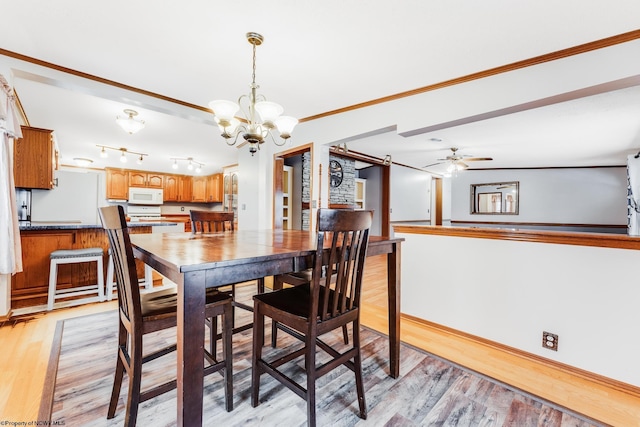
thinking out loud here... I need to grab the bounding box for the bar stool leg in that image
[47,259,59,311]
[106,251,115,301]
[96,255,105,302]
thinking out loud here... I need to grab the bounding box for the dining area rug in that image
[41,310,601,426]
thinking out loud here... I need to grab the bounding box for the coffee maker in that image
[15,189,31,222]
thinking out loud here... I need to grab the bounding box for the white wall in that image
[397,231,640,387]
[390,164,431,222]
[451,167,627,225]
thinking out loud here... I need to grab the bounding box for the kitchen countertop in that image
[19,221,179,231]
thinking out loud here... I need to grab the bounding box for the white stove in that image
[127,205,162,221]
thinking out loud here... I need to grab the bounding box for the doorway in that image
[273,143,313,230]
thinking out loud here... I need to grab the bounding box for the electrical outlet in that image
[542,331,558,351]
[180,207,184,212]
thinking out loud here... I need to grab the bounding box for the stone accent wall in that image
[302,152,311,230]
[329,155,355,205]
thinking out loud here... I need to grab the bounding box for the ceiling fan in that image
[423,147,493,172]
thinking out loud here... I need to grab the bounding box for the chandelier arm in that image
[224,125,247,146]
[272,133,288,147]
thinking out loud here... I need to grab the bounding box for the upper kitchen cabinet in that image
[206,173,223,203]
[164,174,192,202]
[14,126,58,189]
[191,176,207,202]
[129,171,164,188]
[105,168,129,200]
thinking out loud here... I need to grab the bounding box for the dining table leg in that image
[387,241,401,378]
[177,270,207,426]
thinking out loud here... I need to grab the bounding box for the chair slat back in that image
[99,205,143,325]
[312,209,372,322]
[190,210,234,234]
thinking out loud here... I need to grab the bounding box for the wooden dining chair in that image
[251,209,373,427]
[190,210,265,340]
[270,205,359,347]
[99,205,233,427]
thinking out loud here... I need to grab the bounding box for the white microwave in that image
[128,187,164,205]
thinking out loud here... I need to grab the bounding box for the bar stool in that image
[47,247,105,311]
[105,248,154,301]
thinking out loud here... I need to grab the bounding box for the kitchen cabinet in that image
[163,174,192,202]
[129,171,164,188]
[13,126,58,189]
[105,168,129,200]
[11,227,153,309]
[206,173,223,202]
[192,176,208,202]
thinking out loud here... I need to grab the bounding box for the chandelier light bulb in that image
[120,152,127,163]
[195,165,202,173]
[137,155,143,165]
[100,147,108,158]
[172,160,178,169]
[187,161,194,171]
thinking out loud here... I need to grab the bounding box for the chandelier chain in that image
[252,41,257,86]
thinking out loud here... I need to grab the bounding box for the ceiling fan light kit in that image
[423,147,493,177]
[209,32,298,156]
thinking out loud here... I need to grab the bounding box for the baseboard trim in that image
[399,313,640,426]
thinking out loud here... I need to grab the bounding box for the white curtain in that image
[0,74,23,274]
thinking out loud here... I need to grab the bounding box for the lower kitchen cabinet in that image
[11,227,153,309]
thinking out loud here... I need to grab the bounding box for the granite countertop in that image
[19,221,179,230]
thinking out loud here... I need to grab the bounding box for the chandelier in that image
[209,32,298,155]
[116,109,145,134]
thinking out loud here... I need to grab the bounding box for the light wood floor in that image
[1,254,638,425]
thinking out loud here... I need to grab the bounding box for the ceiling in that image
[1,1,640,176]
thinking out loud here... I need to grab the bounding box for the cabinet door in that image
[179,176,193,201]
[192,176,207,202]
[206,174,223,202]
[129,171,147,187]
[11,231,74,307]
[147,173,164,188]
[106,169,129,200]
[163,175,179,202]
[14,126,55,189]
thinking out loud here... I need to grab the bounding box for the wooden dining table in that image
[130,229,403,427]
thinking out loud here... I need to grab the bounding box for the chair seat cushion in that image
[141,287,232,318]
[254,283,348,320]
[50,247,103,259]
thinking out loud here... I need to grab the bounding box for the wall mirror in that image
[471,182,519,214]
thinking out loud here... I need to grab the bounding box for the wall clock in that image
[329,160,343,188]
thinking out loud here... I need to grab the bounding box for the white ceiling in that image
[1,1,640,175]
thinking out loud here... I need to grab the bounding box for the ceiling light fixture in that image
[73,157,93,167]
[170,157,204,173]
[96,145,148,164]
[116,109,145,134]
[209,32,298,156]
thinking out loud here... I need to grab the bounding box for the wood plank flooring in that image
[47,308,599,426]
[0,254,635,425]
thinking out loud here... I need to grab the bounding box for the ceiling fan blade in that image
[422,161,445,168]
[458,161,470,169]
[464,157,493,162]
